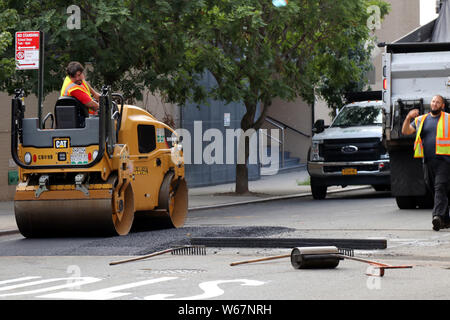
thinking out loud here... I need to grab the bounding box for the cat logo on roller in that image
[11,86,187,238]
[54,138,70,149]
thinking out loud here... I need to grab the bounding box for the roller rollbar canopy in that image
[11,86,113,170]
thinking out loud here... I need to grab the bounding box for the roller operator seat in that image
[54,96,89,129]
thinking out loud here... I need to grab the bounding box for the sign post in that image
[15,31,44,128]
[38,31,44,127]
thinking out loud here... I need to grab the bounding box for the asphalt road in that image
[1,188,450,302]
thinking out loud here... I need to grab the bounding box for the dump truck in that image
[11,86,188,237]
[381,0,450,209]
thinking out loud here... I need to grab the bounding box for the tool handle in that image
[335,254,390,266]
[378,265,413,269]
[110,248,174,266]
[336,254,403,267]
[230,254,290,266]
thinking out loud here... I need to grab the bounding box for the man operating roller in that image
[402,95,450,231]
[60,61,100,115]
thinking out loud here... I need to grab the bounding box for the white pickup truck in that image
[307,92,390,199]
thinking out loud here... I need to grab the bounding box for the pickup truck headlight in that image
[380,152,389,160]
[310,141,324,161]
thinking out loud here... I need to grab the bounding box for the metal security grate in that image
[323,165,379,173]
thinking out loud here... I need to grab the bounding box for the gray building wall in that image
[180,71,260,188]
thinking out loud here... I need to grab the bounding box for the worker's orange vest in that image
[60,76,96,115]
[414,112,450,158]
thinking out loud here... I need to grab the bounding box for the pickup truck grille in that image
[320,138,385,162]
[323,164,379,173]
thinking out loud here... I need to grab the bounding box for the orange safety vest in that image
[60,76,97,115]
[414,112,450,158]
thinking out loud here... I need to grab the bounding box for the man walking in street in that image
[402,95,450,231]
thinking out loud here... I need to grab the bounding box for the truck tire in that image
[311,177,327,200]
[372,184,390,192]
[395,196,416,209]
[416,193,434,209]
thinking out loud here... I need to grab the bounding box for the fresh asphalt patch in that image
[0,226,294,256]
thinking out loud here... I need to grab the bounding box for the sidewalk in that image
[0,167,367,234]
[189,167,325,209]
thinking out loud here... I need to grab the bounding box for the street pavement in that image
[4,180,450,300]
[3,189,450,301]
[0,167,368,235]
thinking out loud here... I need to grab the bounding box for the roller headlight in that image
[24,152,32,165]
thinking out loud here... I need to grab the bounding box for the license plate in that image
[342,168,357,175]
[71,147,88,164]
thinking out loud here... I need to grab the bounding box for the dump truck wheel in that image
[395,196,416,209]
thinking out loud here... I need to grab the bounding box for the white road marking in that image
[144,279,265,300]
[0,277,101,297]
[0,275,265,300]
[0,276,40,286]
[38,277,177,300]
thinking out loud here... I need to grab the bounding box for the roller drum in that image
[290,246,341,269]
[15,198,119,237]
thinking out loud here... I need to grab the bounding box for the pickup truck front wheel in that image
[311,177,327,200]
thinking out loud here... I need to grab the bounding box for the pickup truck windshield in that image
[331,105,382,128]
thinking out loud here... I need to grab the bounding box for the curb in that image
[188,185,372,211]
[0,185,372,237]
[0,229,20,237]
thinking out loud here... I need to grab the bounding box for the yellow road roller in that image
[11,86,188,237]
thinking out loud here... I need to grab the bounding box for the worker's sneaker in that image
[432,215,442,231]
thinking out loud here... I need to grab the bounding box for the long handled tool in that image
[230,254,290,266]
[109,245,206,266]
[290,246,412,277]
[230,246,412,277]
[335,254,413,277]
[230,247,351,267]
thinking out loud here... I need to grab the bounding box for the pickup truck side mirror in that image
[312,119,325,134]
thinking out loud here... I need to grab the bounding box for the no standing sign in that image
[15,31,40,70]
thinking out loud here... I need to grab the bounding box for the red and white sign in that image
[15,31,40,70]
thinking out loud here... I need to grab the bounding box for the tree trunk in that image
[235,163,249,194]
[235,104,256,194]
[235,135,250,194]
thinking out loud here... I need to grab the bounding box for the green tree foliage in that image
[181,0,389,192]
[0,1,18,83]
[0,0,202,102]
